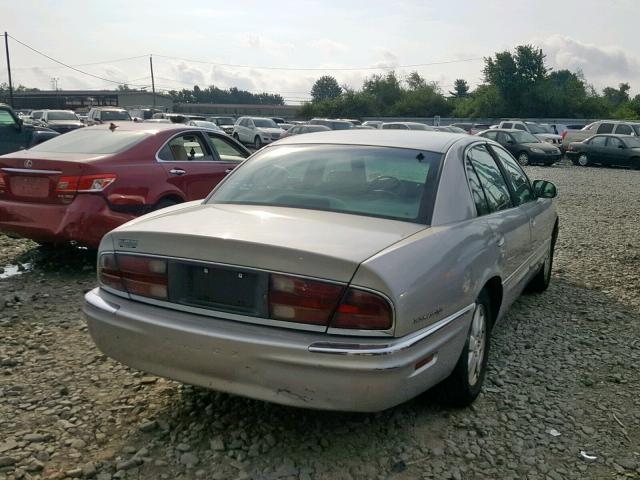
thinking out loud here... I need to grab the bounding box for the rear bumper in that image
[0,194,134,247]
[84,288,473,412]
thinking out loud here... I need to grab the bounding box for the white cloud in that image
[535,34,640,90]
[309,39,348,57]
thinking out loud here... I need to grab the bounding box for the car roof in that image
[272,130,468,153]
[81,123,211,133]
[480,128,521,133]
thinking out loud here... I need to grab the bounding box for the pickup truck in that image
[0,103,60,156]
[498,120,563,147]
[561,121,640,148]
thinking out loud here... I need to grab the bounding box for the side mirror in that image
[533,180,557,199]
[506,139,514,144]
[15,118,23,131]
[618,144,625,149]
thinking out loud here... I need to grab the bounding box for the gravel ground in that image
[0,162,639,480]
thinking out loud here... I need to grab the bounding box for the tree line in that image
[301,45,640,120]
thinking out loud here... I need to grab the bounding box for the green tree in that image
[406,71,427,90]
[362,71,403,109]
[310,76,342,103]
[603,83,631,109]
[449,79,469,97]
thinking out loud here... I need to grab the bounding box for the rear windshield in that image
[48,111,78,121]
[101,110,132,121]
[209,144,441,223]
[511,131,540,143]
[253,118,278,128]
[28,129,152,154]
[216,117,234,125]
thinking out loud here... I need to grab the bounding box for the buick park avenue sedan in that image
[84,131,558,412]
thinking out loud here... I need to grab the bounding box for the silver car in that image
[84,130,558,412]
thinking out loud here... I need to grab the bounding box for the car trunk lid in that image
[107,203,427,283]
[0,152,106,204]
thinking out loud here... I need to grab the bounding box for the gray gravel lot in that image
[0,162,639,480]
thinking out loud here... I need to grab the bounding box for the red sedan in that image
[0,123,250,248]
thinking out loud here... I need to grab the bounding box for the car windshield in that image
[209,144,441,223]
[192,121,219,129]
[253,118,278,128]
[632,125,640,136]
[407,123,430,130]
[216,117,234,125]
[525,123,546,134]
[511,131,540,143]
[28,129,152,154]
[624,137,640,148]
[331,122,354,130]
[101,110,132,121]
[48,111,78,121]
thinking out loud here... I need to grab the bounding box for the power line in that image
[153,54,483,72]
[10,55,149,71]
[7,34,151,88]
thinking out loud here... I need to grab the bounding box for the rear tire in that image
[526,226,557,293]
[439,290,491,407]
[152,198,179,212]
[577,153,590,167]
[517,152,529,166]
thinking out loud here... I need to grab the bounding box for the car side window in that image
[465,156,490,216]
[607,137,624,149]
[615,124,632,135]
[513,124,526,131]
[206,133,247,162]
[596,123,614,134]
[496,132,511,144]
[589,136,607,147]
[483,131,497,140]
[158,133,213,162]
[502,123,512,129]
[467,145,512,213]
[490,146,535,205]
[0,110,17,126]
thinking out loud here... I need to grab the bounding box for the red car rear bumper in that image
[0,194,135,248]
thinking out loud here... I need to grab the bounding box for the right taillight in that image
[331,288,392,330]
[56,174,116,203]
[268,273,392,330]
[0,173,6,194]
[269,274,344,325]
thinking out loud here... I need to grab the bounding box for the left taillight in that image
[98,253,168,300]
[0,173,6,194]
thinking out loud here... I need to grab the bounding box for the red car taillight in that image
[56,174,116,203]
[268,273,393,330]
[98,253,168,300]
[0,173,6,194]
[269,274,344,325]
[331,288,392,330]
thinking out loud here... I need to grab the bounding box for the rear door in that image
[587,135,608,163]
[158,131,229,200]
[466,144,532,304]
[604,137,627,166]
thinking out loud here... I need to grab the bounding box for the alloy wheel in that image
[517,153,529,166]
[467,303,487,387]
[578,154,589,166]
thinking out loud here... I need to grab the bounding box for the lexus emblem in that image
[24,159,33,168]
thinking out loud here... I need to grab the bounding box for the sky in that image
[1,0,639,103]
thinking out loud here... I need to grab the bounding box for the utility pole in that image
[4,32,14,108]
[149,54,156,111]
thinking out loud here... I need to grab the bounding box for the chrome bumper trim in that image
[308,303,475,355]
[1,168,62,175]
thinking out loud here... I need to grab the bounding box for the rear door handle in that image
[169,168,186,176]
[530,218,536,227]
[496,236,505,248]
[225,168,234,174]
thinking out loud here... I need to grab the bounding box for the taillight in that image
[331,288,392,330]
[56,174,116,202]
[98,253,168,300]
[0,173,6,194]
[269,274,344,325]
[267,273,393,330]
[561,130,568,140]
